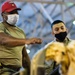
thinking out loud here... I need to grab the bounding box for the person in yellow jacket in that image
[0,1,42,75]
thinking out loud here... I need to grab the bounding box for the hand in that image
[26,38,42,44]
[30,38,42,44]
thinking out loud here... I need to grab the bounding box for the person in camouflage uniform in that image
[31,20,71,75]
[45,20,71,75]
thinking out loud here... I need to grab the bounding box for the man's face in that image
[2,10,19,25]
[52,22,67,35]
[2,10,18,20]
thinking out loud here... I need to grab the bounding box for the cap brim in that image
[6,8,21,12]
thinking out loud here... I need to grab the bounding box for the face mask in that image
[55,32,67,42]
[6,14,19,25]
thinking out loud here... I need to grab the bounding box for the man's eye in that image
[8,12,13,14]
[55,28,59,31]
[61,27,64,30]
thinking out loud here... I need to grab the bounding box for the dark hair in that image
[51,20,65,28]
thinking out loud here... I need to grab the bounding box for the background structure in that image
[0,0,75,59]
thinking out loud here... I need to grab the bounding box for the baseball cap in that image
[1,1,21,13]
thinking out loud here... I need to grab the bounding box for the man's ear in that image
[51,30,54,35]
[66,28,68,33]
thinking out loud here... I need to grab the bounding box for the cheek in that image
[53,30,60,34]
[5,16,8,20]
[63,27,67,32]
[4,15,8,20]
